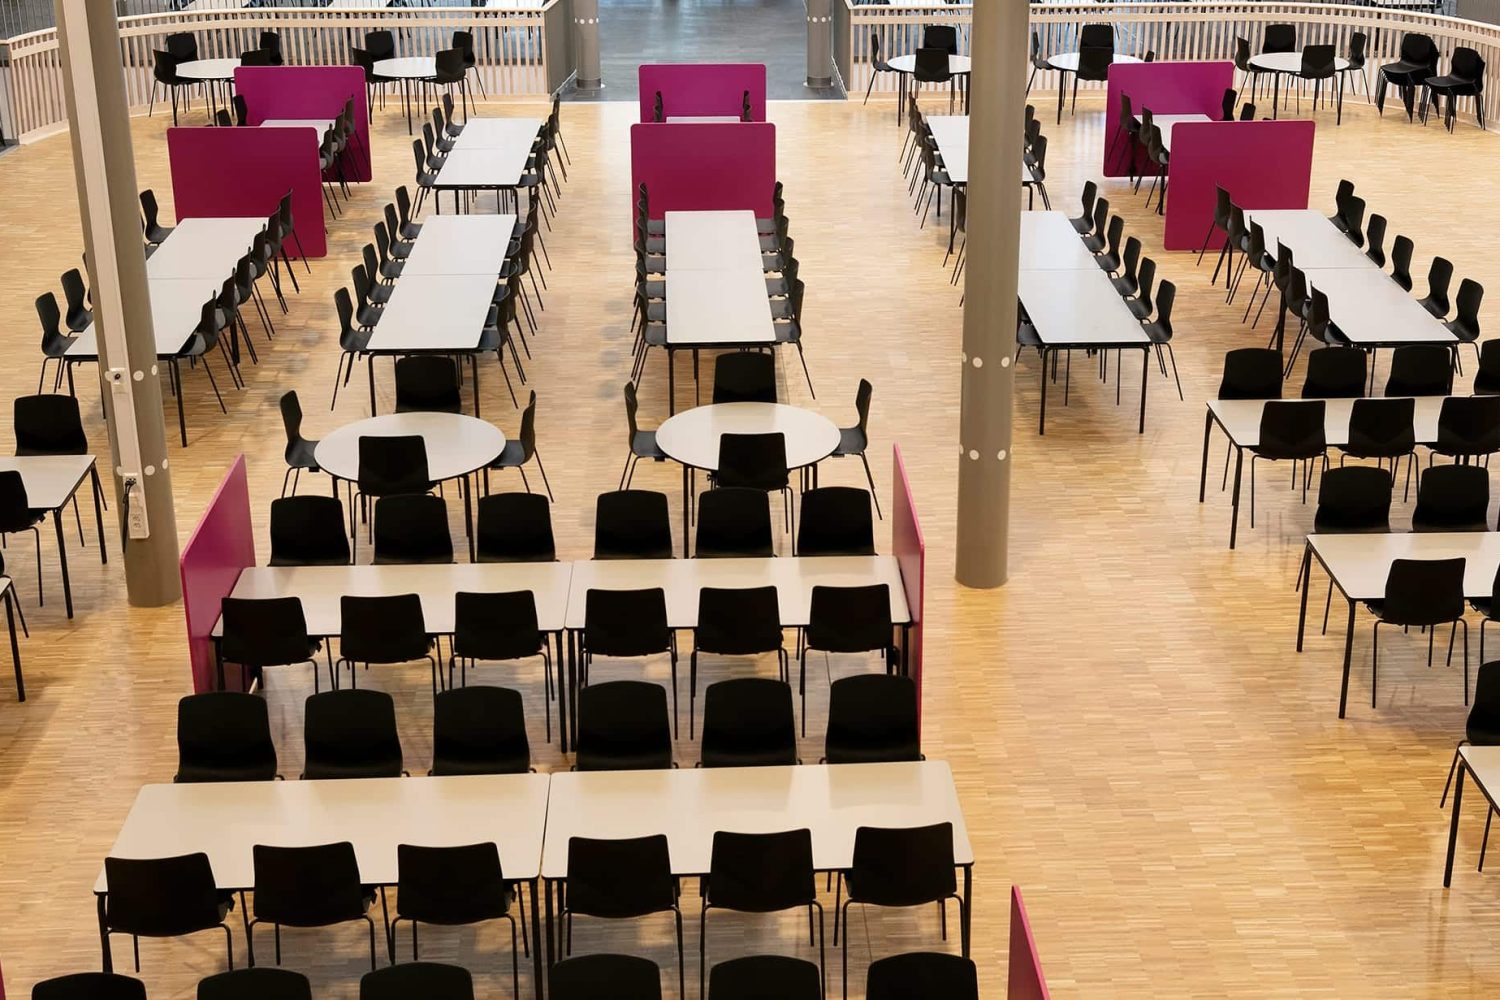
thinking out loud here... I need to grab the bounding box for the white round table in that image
[177,58,241,82]
[374,57,439,134]
[887,54,972,122]
[1249,51,1353,122]
[1047,51,1143,123]
[656,402,841,556]
[315,412,505,483]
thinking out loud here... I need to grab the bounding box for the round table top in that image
[655,403,841,472]
[1047,51,1144,73]
[314,412,506,483]
[1249,51,1353,73]
[177,58,241,81]
[887,54,973,76]
[375,56,438,80]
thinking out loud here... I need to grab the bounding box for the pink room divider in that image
[180,455,256,693]
[1162,119,1315,250]
[629,122,777,232]
[234,65,371,182]
[1104,60,1236,177]
[1008,886,1052,1000]
[637,63,768,122]
[892,443,926,737]
[167,125,328,258]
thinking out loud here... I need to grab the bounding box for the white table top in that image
[542,761,972,878]
[924,114,971,184]
[1018,269,1150,347]
[664,211,763,272]
[1249,51,1353,73]
[314,412,506,482]
[655,403,841,471]
[1461,745,1500,796]
[69,276,224,359]
[364,273,499,353]
[1020,211,1100,271]
[665,116,743,124]
[177,58,240,81]
[1301,267,1457,346]
[325,0,397,7]
[434,148,532,190]
[1207,395,1446,448]
[215,561,573,636]
[399,215,516,276]
[665,270,776,346]
[1309,531,1500,601]
[0,455,95,511]
[95,775,549,893]
[1048,51,1143,72]
[1244,209,1373,270]
[374,57,435,80]
[886,54,972,76]
[450,117,544,151]
[1137,113,1214,152]
[145,217,266,281]
[260,118,335,134]
[565,555,911,630]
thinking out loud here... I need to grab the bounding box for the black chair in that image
[912,48,954,112]
[594,490,673,559]
[1447,279,1483,368]
[1219,347,1284,400]
[1247,401,1327,526]
[1433,396,1500,466]
[361,963,473,1000]
[1069,46,1113,118]
[1298,466,1396,632]
[0,471,44,596]
[1442,660,1500,810]
[1424,45,1486,131]
[248,842,379,970]
[825,674,921,764]
[710,956,821,1000]
[716,433,792,531]
[563,836,683,998]
[550,954,662,1000]
[1474,340,1500,395]
[357,435,433,502]
[278,391,321,497]
[799,584,897,735]
[103,854,234,971]
[148,49,190,125]
[336,594,438,694]
[34,975,147,1000]
[701,830,822,995]
[477,492,557,562]
[268,496,351,567]
[695,487,775,558]
[394,356,463,414]
[713,353,777,404]
[1391,234,1415,291]
[700,678,798,768]
[1262,23,1296,54]
[839,824,963,996]
[449,588,551,691]
[1365,213,1388,268]
[1297,45,1338,119]
[575,675,674,770]
[1412,464,1490,533]
[690,586,787,736]
[302,689,404,779]
[1340,397,1418,495]
[1419,256,1454,319]
[371,494,453,565]
[176,692,278,783]
[36,292,76,394]
[866,953,979,1000]
[14,392,104,535]
[198,968,312,1000]
[218,595,323,693]
[391,845,516,990]
[621,381,667,490]
[1301,347,1367,399]
[1379,32,1439,120]
[1364,558,1469,709]
[488,390,553,501]
[1384,344,1453,397]
[60,267,91,332]
[432,685,531,775]
[797,487,876,556]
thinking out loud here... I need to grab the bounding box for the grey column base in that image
[806,77,833,88]
[577,79,603,89]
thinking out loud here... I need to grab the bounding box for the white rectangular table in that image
[363,273,501,414]
[260,118,333,135]
[923,115,1033,188]
[1019,211,1100,271]
[1244,209,1373,270]
[399,214,517,276]
[1444,744,1500,887]
[0,456,105,621]
[432,117,544,214]
[144,217,266,280]
[1303,531,1500,716]
[1133,113,1213,153]
[665,115,743,124]
[664,211,764,273]
[1017,268,1152,434]
[1301,266,1457,346]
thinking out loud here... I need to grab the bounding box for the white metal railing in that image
[839,2,1500,132]
[0,2,572,143]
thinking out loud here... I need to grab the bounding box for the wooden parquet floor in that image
[0,90,1499,997]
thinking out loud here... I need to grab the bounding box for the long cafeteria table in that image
[432,117,544,214]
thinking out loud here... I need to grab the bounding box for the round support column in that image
[574,0,602,90]
[806,0,833,88]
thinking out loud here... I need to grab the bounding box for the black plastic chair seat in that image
[633,429,667,461]
[834,426,866,458]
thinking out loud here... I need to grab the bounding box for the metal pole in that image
[807,0,834,88]
[573,0,602,90]
[954,0,1027,589]
[54,0,180,607]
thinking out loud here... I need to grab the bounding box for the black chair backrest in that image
[220,595,313,669]
[104,853,223,936]
[565,834,676,915]
[710,956,822,1000]
[176,692,278,783]
[1255,400,1327,459]
[1079,23,1114,50]
[0,471,31,533]
[1452,46,1486,83]
[576,680,673,771]
[826,674,921,764]
[431,685,531,775]
[453,589,543,662]
[707,828,815,911]
[34,974,148,1000]
[338,593,430,664]
[1345,397,1416,458]
[268,495,351,566]
[1381,558,1466,627]
[1077,45,1113,81]
[550,955,663,1000]
[1467,660,1500,743]
[712,353,777,404]
[476,492,557,562]
[1437,395,1500,459]
[365,29,396,62]
[1219,348,1283,399]
[198,968,313,1000]
[695,487,775,558]
[372,494,454,565]
[1384,344,1453,396]
[913,47,951,83]
[1263,23,1296,53]
[806,584,893,653]
[166,31,199,62]
[594,490,673,559]
[922,24,958,55]
[357,435,431,496]
[848,823,956,905]
[867,953,979,1000]
[716,433,789,492]
[361,963,475,1000]
[1301,347,1367,399]
[14,393,87,455]
[1301,44,1336,78]
[696,585,783,656]
[583,588,671,657]
[252,841,368,924]
[1413,464,1491,532]
[797,486,876,556]
[395,842,507,924]
[1400,32,1437,67]
[394,356,463,414]
[701,678,798,768]
[302,689,404,779]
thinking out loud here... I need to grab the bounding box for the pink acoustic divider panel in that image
[167,125,328,257]
[1161,119,1315,250]
[180,455,256,693]
[234,65,371,182]
[1103,60,1236,177]
[1008,886,1052,1000]
[892,443,925,738]
[638,63,768,122]
[629,122,776,233]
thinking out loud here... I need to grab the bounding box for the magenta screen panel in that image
[1103,60,1235,177]
[179,455,256,693]
[629,122,776,230]
[1008,886,1052,1000]
[892,442,925,737]
[638,63,767,122]
[234,65,371,182]
[1162,119,1315,250]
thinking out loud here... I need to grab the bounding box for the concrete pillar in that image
[806,0,833,88]
[574,0,602,90]
[54,0,181,607]
[954,0,1027,589]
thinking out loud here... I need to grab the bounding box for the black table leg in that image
[960,865,972,957]
[1199,409,1214,502]
[554,630,568,750]
[682,464,691,557]
[172,360,188,447]
[5,590,22,702]
[1445,762,1466,887]
[1297,545,1313,651]
[97,893,112,972]
[543,878,556,971]
[530,876,544,1000]
[667,348,676,415]
[461,474,475,562]
[368,356,379,416]
[1138,349,1148,433]
[54,510,73,619]
[1056,71,1066,124]
[1229,447,1244,549]
[89,472,107,563]
[1038,348,1048,435]
[1338,598,1356,718]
